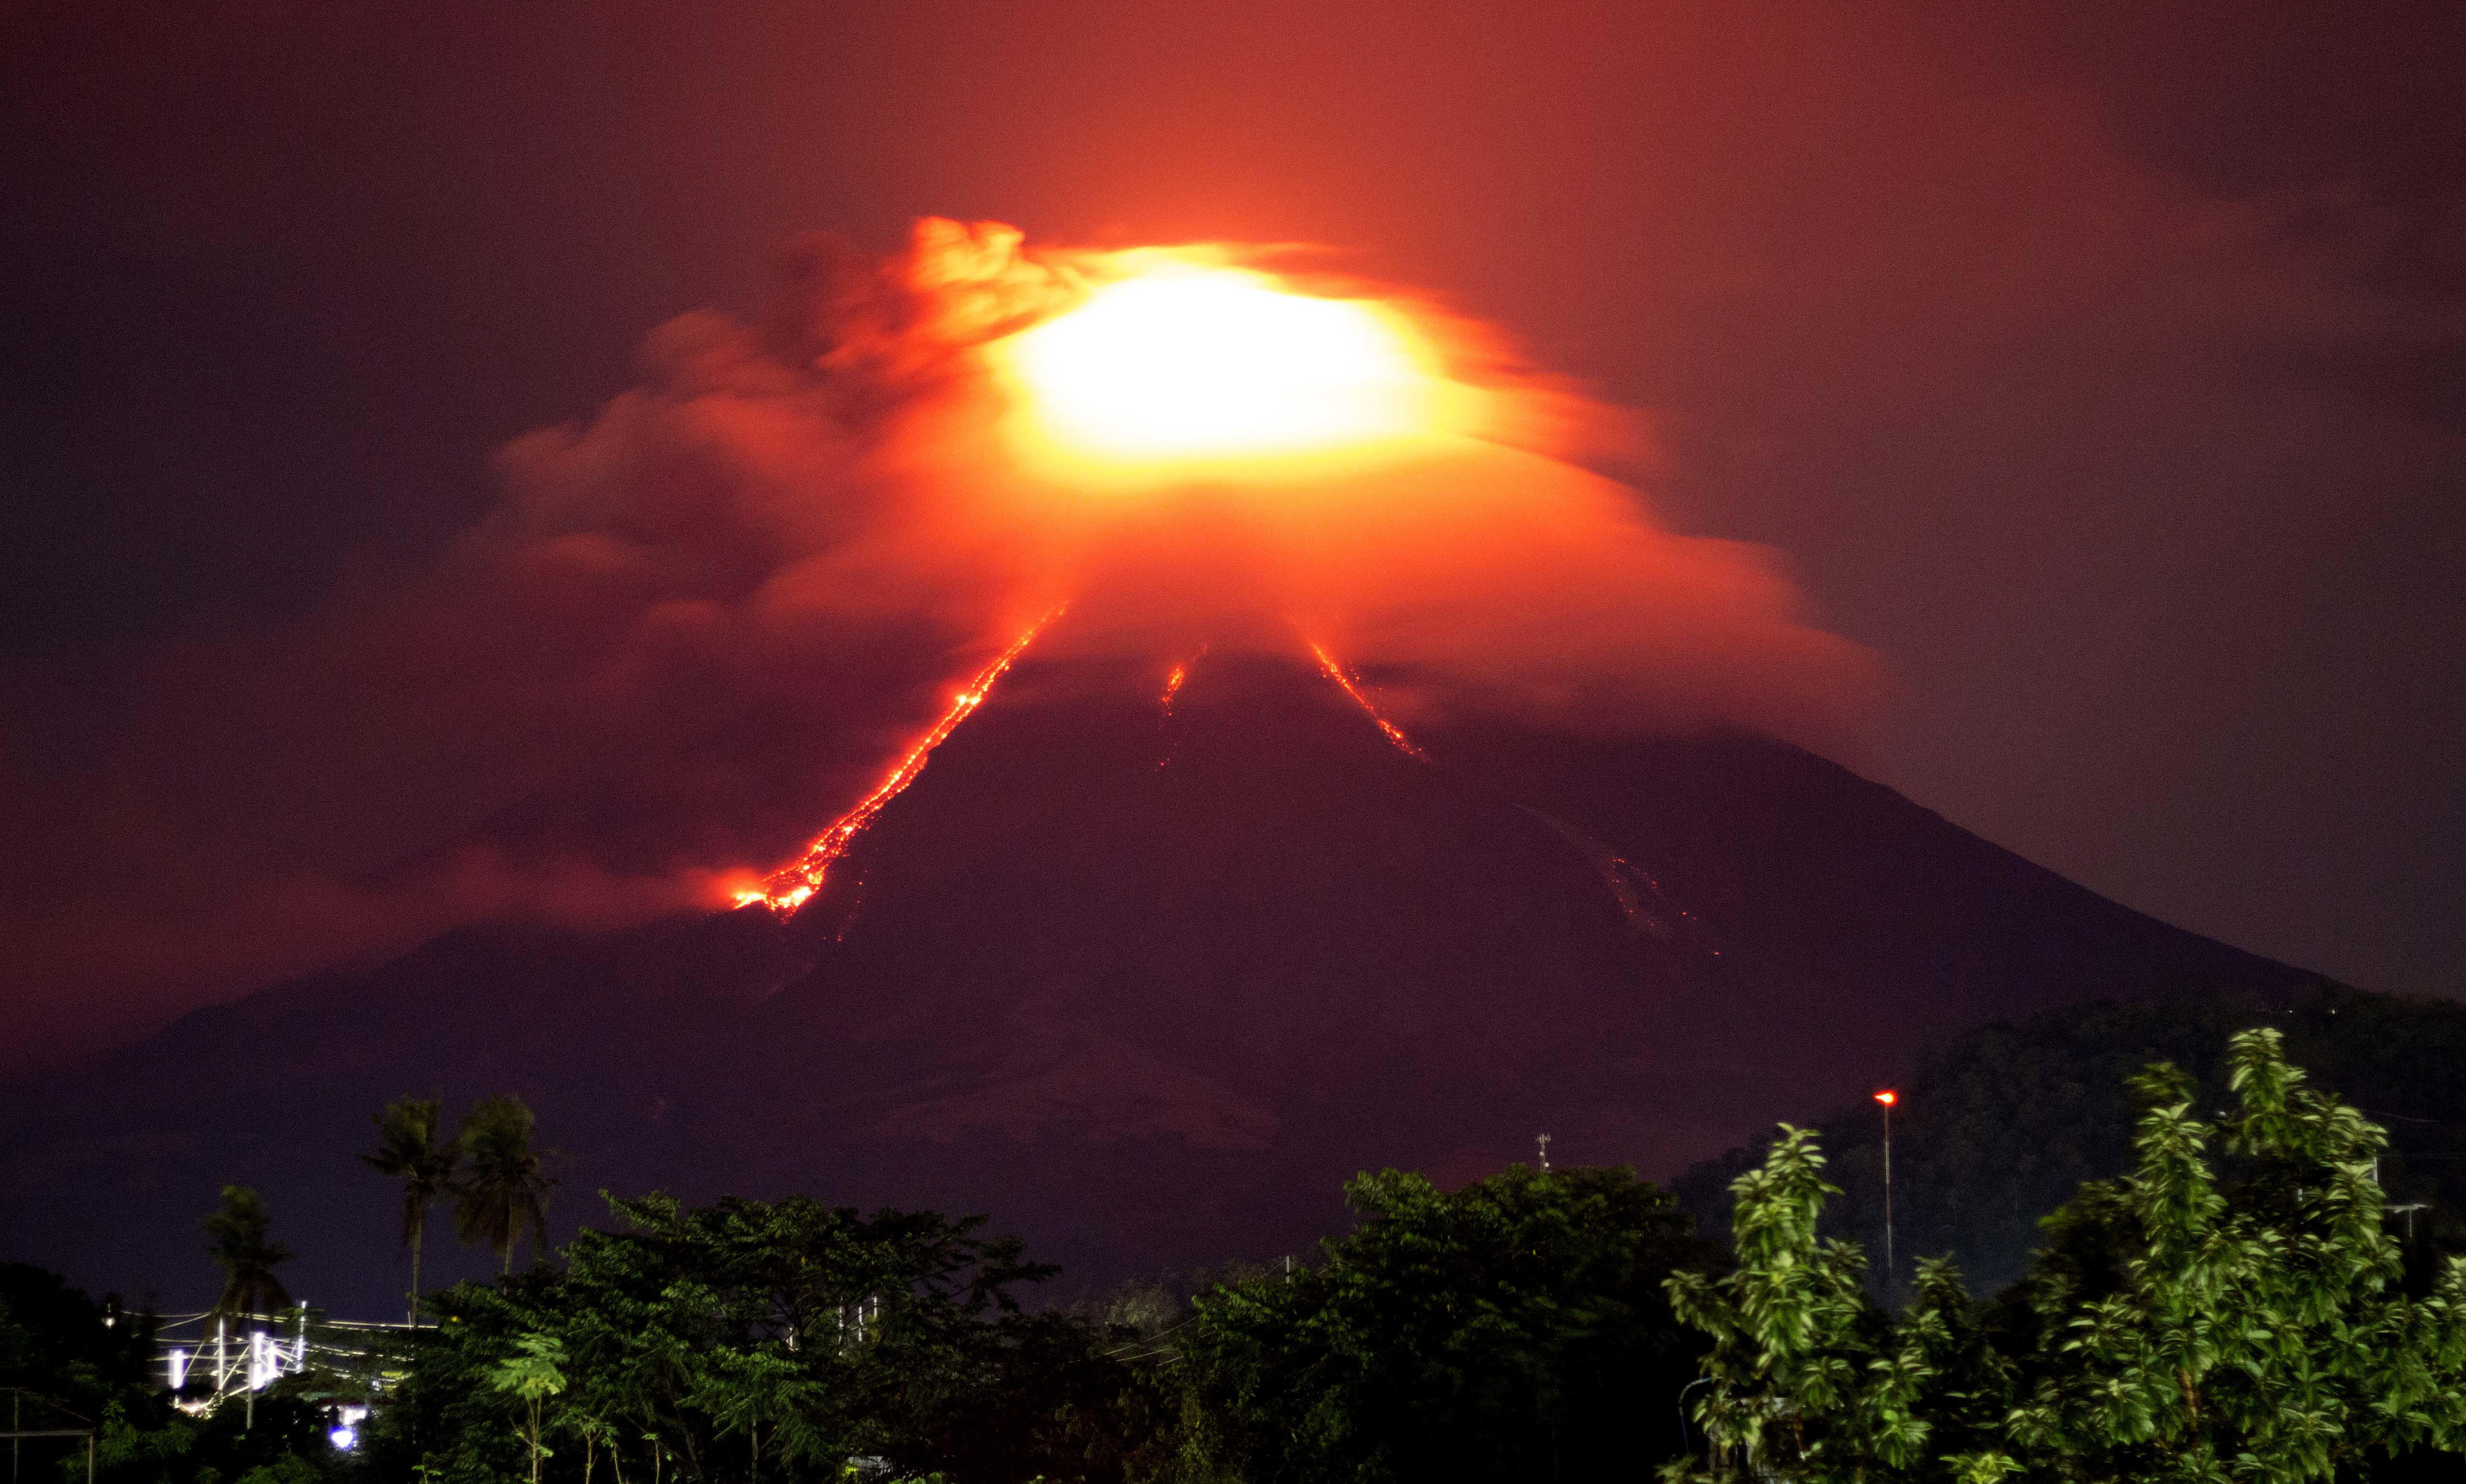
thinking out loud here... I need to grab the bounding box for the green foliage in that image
[378,1191,1145,1484]
[493,1332,568,1484]
[1677,986,2466,1293]
[1673,1029,2466,1482]
[1175,1163,1716,1483]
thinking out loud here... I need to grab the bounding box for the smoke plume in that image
[0,218,1875,1058]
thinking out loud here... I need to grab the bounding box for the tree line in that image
[11,1027,2466,1481]
[358,1029,2466,1481]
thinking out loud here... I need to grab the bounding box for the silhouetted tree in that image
[361,1093,461,1325]
[201,1184,293,1322]
[454,1094,556,1276]
[1179,1163,1716,1482]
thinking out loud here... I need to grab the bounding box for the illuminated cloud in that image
[0,219,1876,1041]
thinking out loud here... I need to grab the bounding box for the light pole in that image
[1874,1090,1897,1296]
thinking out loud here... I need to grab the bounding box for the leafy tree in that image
[1677,985,2466,1294]
[362,1094,462,1326]
[1177,1163,1716,1483]
[454,1094,557,1276]
[377,1191,1116,1484]
[1670,1029,2466,1482]
[202,1185,294,1322]
[1664,1130,2011,1481]
[494,1331,569,1484]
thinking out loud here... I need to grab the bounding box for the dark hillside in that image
[1676,985,2466,1293]
[0,651,2318,1314]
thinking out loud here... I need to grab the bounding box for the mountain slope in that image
[0,652,2316,1312]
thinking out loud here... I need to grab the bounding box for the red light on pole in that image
[1875,1090,1897,1296]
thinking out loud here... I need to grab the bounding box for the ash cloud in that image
[0,219,1873,1059]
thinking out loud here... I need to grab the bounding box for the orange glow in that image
[1307,641,1431,764]
[745,609,1062,914]
[1875,1090,1897,1106]
[1159,645,1205,712]
[990,260,1453,472]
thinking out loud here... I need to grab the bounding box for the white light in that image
[329,1426,357,1451]
[997,267,1436,464]
[167,1348,190,1390]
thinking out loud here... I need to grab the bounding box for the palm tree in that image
[201,1183,294,1320]
[360,1094,460,1325]
[453,1094,557,1275]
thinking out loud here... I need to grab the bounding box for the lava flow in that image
[1308,641,1432,763]
[1160,645,1206,713]
[738,610,1062,914]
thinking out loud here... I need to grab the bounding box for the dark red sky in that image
[3,0,2460,1056]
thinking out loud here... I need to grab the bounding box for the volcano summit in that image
[0,225,2325,1313]
[0,635,2312,1313]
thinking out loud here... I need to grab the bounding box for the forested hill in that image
[1674,986,2466,1294]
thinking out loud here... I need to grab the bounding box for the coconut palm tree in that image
[453,1093,556,1275]
[201,1183,293,1321]
[360,1094,460,1325]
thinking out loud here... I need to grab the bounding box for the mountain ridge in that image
[0,650,2318,1313]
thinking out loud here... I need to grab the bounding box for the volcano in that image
[0,646,2315,1313]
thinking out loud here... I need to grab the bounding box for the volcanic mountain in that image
[0,648,2315,1314]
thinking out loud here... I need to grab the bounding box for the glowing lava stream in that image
[1307,641,1432,764]
[1159,644,1205,713]
[739,609,1064,914]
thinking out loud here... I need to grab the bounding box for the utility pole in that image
[2390,1201,2429,1243]
[1874,1090,1897,1296]
[2,1390,95,1484]
[1536,1133,1551,1172]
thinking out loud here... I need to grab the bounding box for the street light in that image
[1875,1090,1897,1295]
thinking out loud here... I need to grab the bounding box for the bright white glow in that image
[167,1348,190,1390]
[998,267,1435,462]
[329,1427,357,1451]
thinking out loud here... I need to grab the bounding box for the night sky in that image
[3,0,2461,1063]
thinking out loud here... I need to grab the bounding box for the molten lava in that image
[1307,641,1432,763]
[1160,645,1205,712]
[990,259,1453,473]
[737,611,1062,914]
